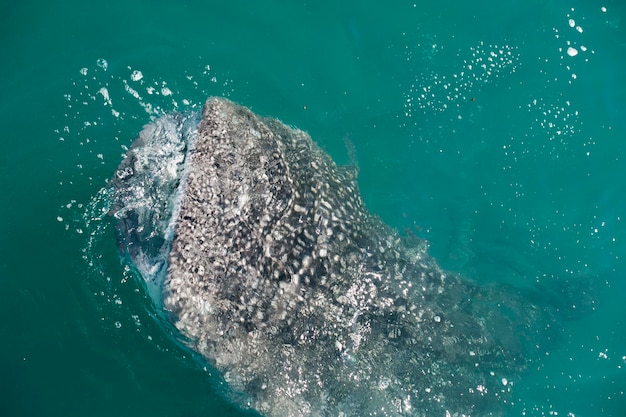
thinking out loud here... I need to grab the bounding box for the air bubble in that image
[96,58,108,70]
[131,70,143,81]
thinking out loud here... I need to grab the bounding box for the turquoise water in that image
[1,0,625,416]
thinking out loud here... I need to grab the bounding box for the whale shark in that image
[111,97,563,417]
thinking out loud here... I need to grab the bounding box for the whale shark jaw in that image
[112,97,557,417]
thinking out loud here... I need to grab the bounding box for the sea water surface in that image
[1,1,625,416]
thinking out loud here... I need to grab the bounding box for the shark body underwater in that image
[110,97,571,417]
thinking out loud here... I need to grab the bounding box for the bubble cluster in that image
[525,97,580,149]
[549,7,596,88]
[403,42,520,119]
[521,6,599,154]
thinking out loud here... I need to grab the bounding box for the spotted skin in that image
[113,98,557,417]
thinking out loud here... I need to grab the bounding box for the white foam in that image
[131,70,143,81]
[98,87,112,106]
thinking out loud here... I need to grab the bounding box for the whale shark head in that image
[111,97,560,417]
